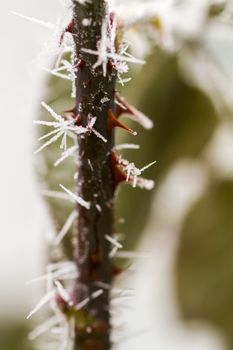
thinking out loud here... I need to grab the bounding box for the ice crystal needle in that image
[59,184,90,209]
[26,291,55,319]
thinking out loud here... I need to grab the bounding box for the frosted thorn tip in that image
[111,152,127,190]
[74,59,85,69]
[108,110,137,136]
[107,59,116,72]
[112,265,124,276]
[59,19,75,46]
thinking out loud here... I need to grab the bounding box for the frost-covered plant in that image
[27,1,156,349]
[14,0,233,349]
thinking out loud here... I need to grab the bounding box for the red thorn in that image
[74,115,81,126]
[116,93,141,121]
[115,93,132,117]
[108,110,137,136]
[107,59,116,72]
[112,265,124,276]
[74,59,85,70]
[109,12,115,27]
[111,152,127,190]
[61,108,81,126]
[63,107,76,115]
[55,294,69,313]
[59,19,74,46]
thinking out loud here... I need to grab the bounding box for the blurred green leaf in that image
[115,52,218,250]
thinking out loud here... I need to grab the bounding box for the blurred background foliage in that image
[31,47,233,349]
[5,27,233,350]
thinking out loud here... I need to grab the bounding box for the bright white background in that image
[0,0,61,317]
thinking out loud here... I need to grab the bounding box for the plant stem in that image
[72,1,116,349]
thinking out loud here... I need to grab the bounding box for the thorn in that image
[74,115,81,126]
[55,293,69,313]
[62,107,76,121]
[88,320,108,335]
[107,59,116,72]
[115,93,153,130]
[74,59,86,69]
[109,12,115,27]
[60,19,74,46]
[108,110,137,136]
[63,106,76,114]
[62,108,81,126]
[112,265,124,277]
[111,152,127,190]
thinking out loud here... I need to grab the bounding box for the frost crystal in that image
[86,114,107,142]
[82,16,145,79]
[53,210,78,246]
[34,102,86,154]
[26,291,55,319]
[28,315,60,340]
[54,280,72,305]
[75,289,104,310]
[75,0,92,4]
[59,184,91,210]
[118,156,156,189]
[27,263,78,285]
[105,234,123,258]
[12,11,55,29]
[114,144,140,150]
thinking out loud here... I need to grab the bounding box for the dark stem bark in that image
[72,1,116,349]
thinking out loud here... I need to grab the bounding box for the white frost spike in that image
[34,120,62,127]
[75,297,90,310]
[39,128,62,141]
[41,189,71,201]
[83,48,145,66]
[140,160,157,172]
[116,95,154,129]
[43,67,72,81]
[93,19,109,76]
[75,0,92,4]
[81,15,145,78]
[54,280,71,304]
[105,234,123,249]
[12,11,55,29]
[41,101,64,123]
[26,291,55,319]
[34,102,87,154]
[28,315,59,340]
[88,116,97,129]
[59,184,91,210]
[75,289,103,310]
[34,130,64,154]
[54,145,78,167]
[60,132,67,150]
[125,106,154,130]
[27,264,78,285]
[105,234,123,258]
[53,210,78,246]
[118,157,156,189]
[91,128,107,143]
[109,246,119,259]
[114,144,140,151]
[91,289,104,299]
[96,204,102,212]
[87,115,107,143]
